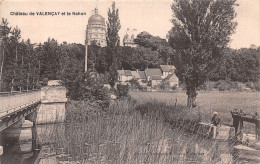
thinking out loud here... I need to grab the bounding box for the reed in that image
[37,99,238,163]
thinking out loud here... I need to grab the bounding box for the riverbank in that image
[130,91,260,134]
[28,99,234,163]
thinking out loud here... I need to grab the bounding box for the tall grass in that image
[37,99,237,163]
[131,91,260,134]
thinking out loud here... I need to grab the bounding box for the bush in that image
[245,82,254,89]
[135,101,200,132]
[159,80,170,90]
[67,72,110,109]
[116,84,129,98]
[147,80,151,87]
[83,72,109,101]
[129,78,140,90]
[255,80,260,91]
[214,80,237,91]
[138,85,147,91]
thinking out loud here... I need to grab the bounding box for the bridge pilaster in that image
[36,81,67,124]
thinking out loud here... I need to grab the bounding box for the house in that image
[144,68,163,81]
[160,65,175,79]
[117,65,179,89]
[131,70,147,86]
[138,71,147,85]
[164,74,179,87]
[117,70,132,83]
[151,76,163,87]
[131,71,140,79]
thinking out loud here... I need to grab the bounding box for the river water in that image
[1,124,73,164]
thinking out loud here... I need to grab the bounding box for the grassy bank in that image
[130,91,260,133]
[37,99,230,163]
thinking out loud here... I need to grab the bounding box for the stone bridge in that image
[0,80,67,154]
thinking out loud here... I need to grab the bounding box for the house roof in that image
[145,68,162,76]
[117,70,124,75]
[138,71,146,79]
[131,71,146,79]
[165,74,174,80]
[131,71,140,79]
[151,76,162,80]
[117,70,132,76]
[160,65,175,72]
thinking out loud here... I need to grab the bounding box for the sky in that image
[0,0,259,49]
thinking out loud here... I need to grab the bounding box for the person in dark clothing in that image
[211,112,221,126]
[207,112,221,138]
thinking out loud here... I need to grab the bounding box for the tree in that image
[40,38,61,80]
[9,26,21,91]
[169,0,237,108]
[134,31,173,65]
[119,46,134,70]
[106,1,121,87]
[132,47,160,69]
[0,18,11,91]
[59,43,84,98]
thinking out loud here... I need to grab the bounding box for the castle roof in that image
[88,9,105,25]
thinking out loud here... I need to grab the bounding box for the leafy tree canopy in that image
[169,0,237,107]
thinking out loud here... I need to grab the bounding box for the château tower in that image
[85,8,106,72]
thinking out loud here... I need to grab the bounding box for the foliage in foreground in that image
[36,99,238,163]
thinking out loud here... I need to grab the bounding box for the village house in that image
[117,70,132,83]
[144,68,162,81]
[131,70,147,86]
[160,65,179,88]
[117,65,179,89]
[150,76,163,87]
[160,65,175,78]
[164,73,179,88]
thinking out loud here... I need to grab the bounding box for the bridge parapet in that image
[0,91,41,118]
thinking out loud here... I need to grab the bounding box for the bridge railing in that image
[0,91,41,118]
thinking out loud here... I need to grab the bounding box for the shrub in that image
[214,80,237,91]
[147,80,151,87]
[135,101,200,132]
[255,80,260,91]
[138,85,147,91]
[159,80,170,90]
[172,84,178,91]
[129,78,140,90]
[69,72,111,109]
[116,84,129,98]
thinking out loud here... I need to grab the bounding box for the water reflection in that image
[1,124,41,164]
[1,123,71,164]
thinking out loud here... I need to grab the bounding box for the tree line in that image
[1,19,259,93]
[0,19,85,92]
